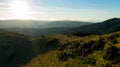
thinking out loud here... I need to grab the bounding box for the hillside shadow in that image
[0,37,59,67]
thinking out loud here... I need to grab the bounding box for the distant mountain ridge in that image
[0,20,93,28]
[4,18,120,36]
[2,20,93,36]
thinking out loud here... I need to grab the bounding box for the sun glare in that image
[10,0,30,19]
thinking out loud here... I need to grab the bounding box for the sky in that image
[0,0,120,22]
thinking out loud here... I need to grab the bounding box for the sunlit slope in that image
[0,29,120,67]
[22,32,120,67]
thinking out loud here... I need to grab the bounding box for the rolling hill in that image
[21,32,120,67]
[5,18,120,36]
[0,24,120,67]
[0,20,93,28]
[4,20,92,36]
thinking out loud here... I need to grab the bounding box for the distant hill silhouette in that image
[4,18,120,36]
[72,18,120,34]
[0,20,92,28]
[4,20,92,36]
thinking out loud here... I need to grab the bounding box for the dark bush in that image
[112,39,118,44]
[92,38,105,50]
[58,43,69,51]
[81,40,95,49]
[103,46,119,60]
[82,57,96,65]
[57,52,68,61]
[101,62,112,67]
[110,33,120,40]
[45,38,59,49]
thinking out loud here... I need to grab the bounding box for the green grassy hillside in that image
[0,29,120,67]
[21,32,120,67]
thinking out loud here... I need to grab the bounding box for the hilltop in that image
[73,18,120,33]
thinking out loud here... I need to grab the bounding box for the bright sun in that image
[10,0,30,19]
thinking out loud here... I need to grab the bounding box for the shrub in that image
[112,39,118,44]
[103,46,119,60]
[82,57,96,65]
[101,62,112,67]
[94,38,105,49]
[110,33,120,40]
[57,52,68,61]
[45,38,59,49]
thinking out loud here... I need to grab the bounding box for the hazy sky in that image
[0,0,120,22]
